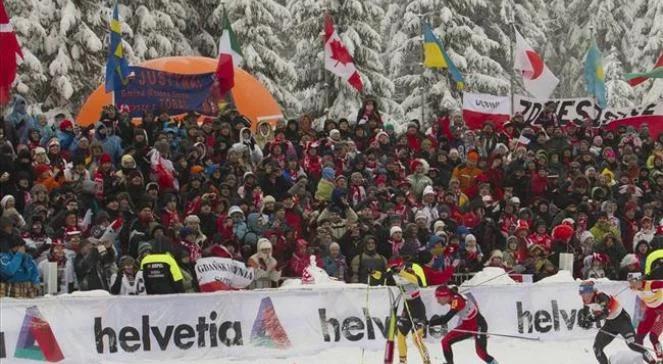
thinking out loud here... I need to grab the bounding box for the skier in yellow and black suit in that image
[373,258,430,364]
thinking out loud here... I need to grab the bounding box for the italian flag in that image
[626,53,663,87]
[216,8,242,96]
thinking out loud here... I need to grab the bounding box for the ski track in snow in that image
[100,337,645,364]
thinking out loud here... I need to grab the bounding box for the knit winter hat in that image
[390,226,403,236]
[322,167,335,180]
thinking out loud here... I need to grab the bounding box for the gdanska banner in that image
[195,257,255,292]
[115,67,219,117]
[0,281,637,363]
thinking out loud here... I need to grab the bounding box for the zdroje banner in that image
[462,92,663,137]
[115,67,219,118]
[0,281,638,363]
[514,95,663,136]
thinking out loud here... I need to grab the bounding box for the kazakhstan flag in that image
[422,22,464,90]
[584,40,607,109]
[105,1,130,93]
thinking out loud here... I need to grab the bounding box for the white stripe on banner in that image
[0,281,636,362]
[0,23,14,32]
[256,114,284,122]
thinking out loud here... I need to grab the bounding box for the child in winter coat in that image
[110,255,145,295]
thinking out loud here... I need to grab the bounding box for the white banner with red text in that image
[0,281,640,363]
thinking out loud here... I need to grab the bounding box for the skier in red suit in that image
[429,285,497,364]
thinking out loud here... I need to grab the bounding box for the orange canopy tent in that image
[76,56,283,129]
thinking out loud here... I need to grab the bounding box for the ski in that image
[384,287,399,364]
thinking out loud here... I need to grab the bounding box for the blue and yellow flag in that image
[422,22,464,90]
[105,1,130,93]
[584,39,606,109]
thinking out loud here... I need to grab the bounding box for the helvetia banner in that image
[0,281,637,363]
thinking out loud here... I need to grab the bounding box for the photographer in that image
[74,238,115,291]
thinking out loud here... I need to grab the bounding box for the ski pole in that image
[597,327,657,353]
[360,275,370,364]
[397,286,431,364]
[444,328,541,341]
[459,266,525,292]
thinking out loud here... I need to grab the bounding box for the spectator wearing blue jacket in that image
[0,236,40,298]
[95,122,123,164]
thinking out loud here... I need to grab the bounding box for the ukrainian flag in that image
[422,22,464,90]
[105,1,130,93]
[584,39,606,109]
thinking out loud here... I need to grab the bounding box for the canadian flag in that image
[324,14,363,92]
[514,29,558,100]
[0,0,23,105]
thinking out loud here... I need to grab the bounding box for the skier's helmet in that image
[578,281,596,295]
[435,285,454,299]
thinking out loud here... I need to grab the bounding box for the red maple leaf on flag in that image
[329,39,354,66]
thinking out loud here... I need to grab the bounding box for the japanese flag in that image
[514,29,559,100]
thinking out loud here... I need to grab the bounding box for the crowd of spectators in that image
[1,95,663,297]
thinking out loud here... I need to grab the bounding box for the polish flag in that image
[514,29,558,100]
[324,14,363,92]
[462,92,511,130]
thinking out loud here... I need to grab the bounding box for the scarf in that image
[180,239,202,263]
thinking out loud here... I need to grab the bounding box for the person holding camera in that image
[74,238,115,291]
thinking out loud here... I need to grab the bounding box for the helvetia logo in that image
[14,306,64,362]
[250,297,291,349]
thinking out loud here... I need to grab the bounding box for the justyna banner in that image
[115,67,218,117]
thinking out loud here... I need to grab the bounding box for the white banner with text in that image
[0,281,638,362]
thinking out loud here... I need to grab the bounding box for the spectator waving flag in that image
[583,39,607,109]
[514,28,558,100]
[216,6,242,97]
[324,14,363,92]
[422,22,464,90]
[0,0,23,105]
[104,1,131,93]
[625,53,663,87]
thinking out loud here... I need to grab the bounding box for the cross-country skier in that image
[578,280,656,364]
[429,285,497,364]
[375,258,430,364]
[629,273,663,360]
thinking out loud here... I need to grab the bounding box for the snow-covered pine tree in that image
[544,0,633,99]
[317,0,396,122]
[8,0,202,114]
[604,47,635,108]
[204,0,300,114]
[286,0,327,118]
[8,0,103,111]
[382,0,512,126]
[635,0,663,104]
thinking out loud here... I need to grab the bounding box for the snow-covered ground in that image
[139,337,642,364]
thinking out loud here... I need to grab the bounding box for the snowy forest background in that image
[6,0,663,124]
